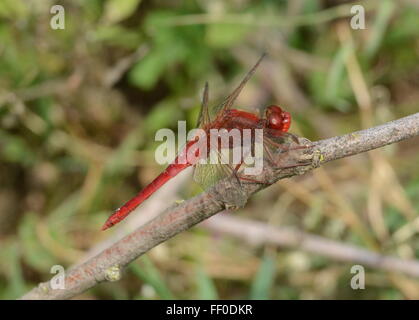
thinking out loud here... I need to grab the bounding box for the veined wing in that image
[213,53,266,117]
[261,131,306,168]
[196,81,211,128]
[193,147,238,191]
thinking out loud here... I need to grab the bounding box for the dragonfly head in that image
[265,105,291,132]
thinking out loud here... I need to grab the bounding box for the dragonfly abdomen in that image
[102,162,191,230]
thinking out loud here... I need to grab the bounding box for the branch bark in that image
[203,214,419,278]
[21,112,419,300]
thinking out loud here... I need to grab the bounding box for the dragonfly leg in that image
[276,161,312,169]
[263,138,313,167]
[263,143,276,164]
[238,175,271,185]
[268,140,312,152]
[268,149,313,170]
[233,162,271,185]
[235,160,313,185]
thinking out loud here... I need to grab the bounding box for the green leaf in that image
[103,0,142,24]
[324,43,352,111]
[104,122,145,176]
[0,131,36,166]
[386,8,419,43]
[47,191,81,228]
[130,256,175,299]
[0,0,28,20]
[206,23,250,48]
[249,253,276,300]
[0,242,27,299]
[143,99,183,135]
[129,52,166,89]
[18,213,56,272]
[195,267,218,299]
[129,39,187,90]
[94,25,142,48]
[364,0,396,60]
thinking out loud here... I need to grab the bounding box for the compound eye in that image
[268,113,283,130]
[266,105,284,130]
[281,112,291,132]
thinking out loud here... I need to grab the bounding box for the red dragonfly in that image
[102,54,300,230]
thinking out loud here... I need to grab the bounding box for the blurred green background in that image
[1,0,419,299]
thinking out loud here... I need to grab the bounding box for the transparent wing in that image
[263,131,299,151]
[262,131,308,168]
[193,148,236,191]
[196,81,211,128]
[213,53,266,117]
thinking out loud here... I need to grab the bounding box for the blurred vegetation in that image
[0,0,419,299]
